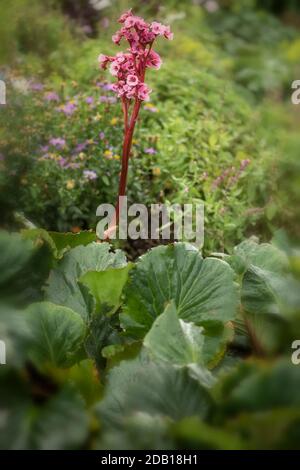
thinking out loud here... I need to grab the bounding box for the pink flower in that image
[151,21,165,36]
[138,83,151,101]
[163,26,174,40]
[127,74,139,86]
[44,91,59,102]
[98,54,111,69]
[116,52,126,63]
[112,31,123,44]
[118,9,133,24]
[124,16,137,29]
[135,17,148,30]
[109,61,120,76]
[99,11,172,102]
[146,50,162,69]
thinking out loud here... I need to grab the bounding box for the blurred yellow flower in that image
[152,167,161,176]
[79,152,85,160]
[114,154,121,160]
[110,117,118,126]
[104,150,113,159]
[66,179,75,190]
[93,113,102,121]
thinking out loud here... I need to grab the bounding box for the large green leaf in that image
[46,243,127,318]
[0,231,52,306]
[26,302,86,368]
[80,264,133,313]
[0,231,34,284]
[144,302,205,366]
[121,243,238,337]
[229,239,300,353]
[226,408,300,450]
[172,417,245,450]
[22,228,97,259]
[0,374,89,450]
[49,231,97,258]
[31,386,89,450]
[96,351,214,427]
[95,413,173,450]
[229,238,288,276]
[242,266,300,316]
[218,359,300,415]
[0,305,32,368]
[228,238,300,316]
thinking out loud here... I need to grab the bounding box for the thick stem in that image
[103,99,141,239]
[115,99,141,223]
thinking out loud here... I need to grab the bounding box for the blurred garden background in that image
[1,0,300,451]
[1,0,300,254]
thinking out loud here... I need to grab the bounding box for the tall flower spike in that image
[98,11,173,239]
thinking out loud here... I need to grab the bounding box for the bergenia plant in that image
[98,9,173,237]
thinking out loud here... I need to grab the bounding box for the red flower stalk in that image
[98,10,173,238]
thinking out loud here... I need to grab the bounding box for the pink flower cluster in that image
[98,10,173,102]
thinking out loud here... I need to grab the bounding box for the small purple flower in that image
[99,132,105,140]
[49,138,66,149]
[99,96,109,103]
[83,170,97,181]
[59,102,77,116]
[144,147,157,155]
[30,82,44,91]
[40,145,49,153]
[75,142,87,153]
[58,157,67,168]
[102,83,115,92]
[82,24,93,35]
[240,159,251,170]
[44,91,60,102]
[144,105,158,113]
[101,17,110,29]
[85,96,94,105]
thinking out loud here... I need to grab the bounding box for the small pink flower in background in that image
[30,82,44,91]
[145,147,157,155]
[83,170,98,181]
[49,137,66,149]
[44,91,60,102]
[59,101,77,116]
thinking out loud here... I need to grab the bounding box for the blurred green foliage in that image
[0,230,300,449]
